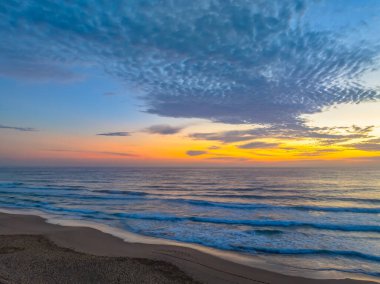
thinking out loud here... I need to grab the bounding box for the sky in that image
[1,0,380,167]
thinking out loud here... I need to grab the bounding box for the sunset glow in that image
[1,0,379,166]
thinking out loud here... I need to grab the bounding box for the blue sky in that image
[1,0,380,166]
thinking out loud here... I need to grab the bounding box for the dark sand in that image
[0,212,377,284]
[0,234,197,284]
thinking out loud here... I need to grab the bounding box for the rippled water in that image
[0,167,380,281]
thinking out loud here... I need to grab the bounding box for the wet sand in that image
[0,212,376,284]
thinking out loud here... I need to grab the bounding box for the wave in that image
[44,184,88,190]
[291,205,380,213]
[0,181,24,188]
[189,193,380,204]
[94,189,147,196]
[310,267,380,277]
[245,229,284,235]
[3,196,379,233]
[113,213,380,233]
[169,198,380,214]
[0,182,148,196]
[2,181,380,205]
[3,185,380,214]
[0,190,148,203]
[231,245,380,263]
[0,183,83,192]
[0,202,116,221]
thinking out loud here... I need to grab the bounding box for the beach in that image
[0,212,376,284]
[2,0,380,282]
[1,167,380,283]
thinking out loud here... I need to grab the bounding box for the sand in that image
[0,234,198,284]
[0,212,376,284]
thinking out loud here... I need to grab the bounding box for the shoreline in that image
[0,211,377,284]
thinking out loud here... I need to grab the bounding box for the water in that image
[0,167,380,281]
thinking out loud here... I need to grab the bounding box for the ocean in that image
[0,167,379,281]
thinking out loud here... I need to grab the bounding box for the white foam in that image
[0,208,378,283]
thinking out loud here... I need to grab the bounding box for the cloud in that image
[186,150,207,156]
[0,0,378,127]
[98,151,136,157]
[190,129,263,143]
[237,141,279,149]
[97,132,131,137]
[0,124,36,132]
[190,124,374,144]
[295,149,341,157]
[100,125,185,136]
[145,124,185,135]
[49,149,137,157]
[208,146,220,150]
[348,138,380,151]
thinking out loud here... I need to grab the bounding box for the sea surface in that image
[0,167,380,281]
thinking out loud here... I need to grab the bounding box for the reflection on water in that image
[0,167,379,281]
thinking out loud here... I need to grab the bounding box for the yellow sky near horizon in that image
[1,100,380,166]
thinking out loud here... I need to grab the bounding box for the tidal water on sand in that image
[1,167,380,281]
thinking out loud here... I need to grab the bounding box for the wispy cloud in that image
[145,124,185,135]
[98,151,136,157]
[295,149,341,157]
[348,138,380,151]
[0,124,36,132]
[49,149,137,157]
[190,125,374,145]
[208,146,220,150]
[237,141,279,149]
[97,132,131,137]
[186,150,207,156]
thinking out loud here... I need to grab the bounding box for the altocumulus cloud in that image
[0,1,379,126]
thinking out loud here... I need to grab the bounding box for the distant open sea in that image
[1,167,379,281]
